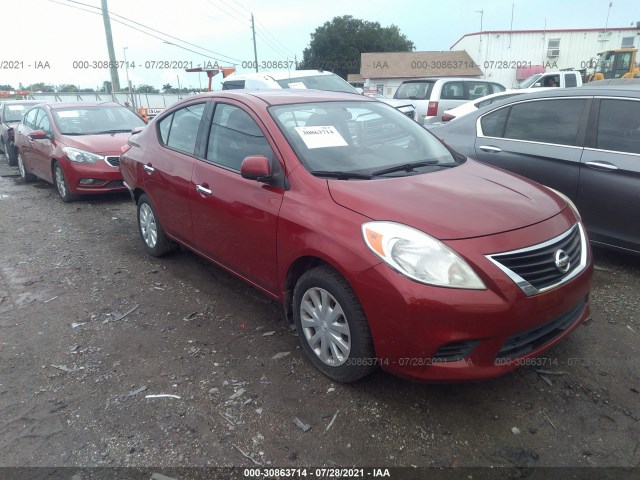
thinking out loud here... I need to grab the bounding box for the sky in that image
[3,0,638,92]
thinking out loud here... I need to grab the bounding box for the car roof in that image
[400,77,491,83]
[224,70,337,82]
[2,100,41,105]
[45,101,124,109]
[171,89,370,108]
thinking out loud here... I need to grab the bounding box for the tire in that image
[17,152,36,182]
[54,163,76,203]
[293,265,377,383]
[136,194,178,257]
[0,138,5,155]
[6,143,18,166]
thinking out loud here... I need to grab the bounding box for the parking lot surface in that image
[0,154,639,470]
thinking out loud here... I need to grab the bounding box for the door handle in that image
[479,145,502,153]
[143,164,155,174]
[585,161,618,171]
[195,184,212,196]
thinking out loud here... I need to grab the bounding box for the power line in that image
[53,0,242,63]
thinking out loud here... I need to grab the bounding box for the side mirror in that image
[533,82,542,87]
[241,155,272,181]
[28,130,48,140]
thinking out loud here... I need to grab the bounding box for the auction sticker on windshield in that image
[294,126,348,149]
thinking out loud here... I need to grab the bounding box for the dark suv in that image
[0,100,40,165]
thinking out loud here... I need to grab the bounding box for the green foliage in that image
[27,82,56,92]
[137,84,160,94]
[299,15,414,79]
[0,84,14,91]
[59,84,79,92]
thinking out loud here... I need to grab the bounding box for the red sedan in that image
[120,90,593,383]
[15,102,146,202]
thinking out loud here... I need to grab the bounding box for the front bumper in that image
[350,213,593,381]
[60,158,126,195]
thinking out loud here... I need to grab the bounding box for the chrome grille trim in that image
[485,223,588,296]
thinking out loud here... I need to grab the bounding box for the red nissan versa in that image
[15,102,146,202]
[119,90,593,383]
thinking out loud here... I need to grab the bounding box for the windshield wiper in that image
[310,170,372,180]
[371,160,444,176]
[91,129,134,134]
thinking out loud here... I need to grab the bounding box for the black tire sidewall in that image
[293,266,376,383]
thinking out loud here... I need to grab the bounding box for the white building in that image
[450,26,640,88]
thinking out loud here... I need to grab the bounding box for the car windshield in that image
[518,74,543,88]
[394,81,434,100]
[52,105,146,135]
[270,101,460,177]
[5,104,35,122]
[274,75,357,94]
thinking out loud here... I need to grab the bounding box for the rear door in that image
[142,102,206,244]
[473,97,591,199]
[189,101,285,293]
[577,97,640,251]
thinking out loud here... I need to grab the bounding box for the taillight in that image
[427,101,438,117]
[120,144,131,155]
[441,113,455,122]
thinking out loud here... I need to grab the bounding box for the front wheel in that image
[54,163,76,202]
[18,152,36,182]
[293,265,377,383]
[136,194,178,257]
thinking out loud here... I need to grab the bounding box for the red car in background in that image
[15,102,146,202]
[120,90,593,383]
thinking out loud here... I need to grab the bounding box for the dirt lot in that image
[0,153,639,475]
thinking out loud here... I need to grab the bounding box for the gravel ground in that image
[0,153,639,476]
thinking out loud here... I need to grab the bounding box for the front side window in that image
[23,108,39,128]
[270,101,460,177]
[596,99,640,155]
[35,111,52,136]
[481,99,587,146]
[206,103,273,170]
[158,103,205,155]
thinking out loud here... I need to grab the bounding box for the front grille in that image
[486,223,586,296]
[433,341,479,362]
[496,299,585,360]
[105,156,120,167]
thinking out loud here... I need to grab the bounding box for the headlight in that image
[62,147,104,164]
[362,221,486,289]
[545,186,581,219]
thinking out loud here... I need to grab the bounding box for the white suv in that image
[222,70,417,120]
[394,77,506,125]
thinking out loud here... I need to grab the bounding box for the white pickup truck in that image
[518,70,583,89]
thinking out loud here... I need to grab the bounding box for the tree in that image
[59,84,79,92]
[138,84,160,94]
[103,81,112,93]
[27,82,56,92]
[162,83,176,94]
[299,15,414,79]
[0,84,14,91]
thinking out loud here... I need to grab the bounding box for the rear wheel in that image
[293,265,377,383]
[6,143,18,166]
[18,152,36,182]
[137,194,178,257]
[54,163,76,202]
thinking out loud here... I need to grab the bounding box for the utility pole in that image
[251,14,258,72]
[101,0,120,95]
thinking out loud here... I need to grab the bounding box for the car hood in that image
[327,159,565,240]
[59,132,132,156]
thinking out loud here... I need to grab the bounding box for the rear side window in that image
[222,80,245,90]
[565,75,577,87]
[466,82,490,99]
[441,82,465,100]
[394,81,434,100]
[490,83,506,93]
[596,99,640,154]
[158,103,205,155]
[481,107,510,137]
